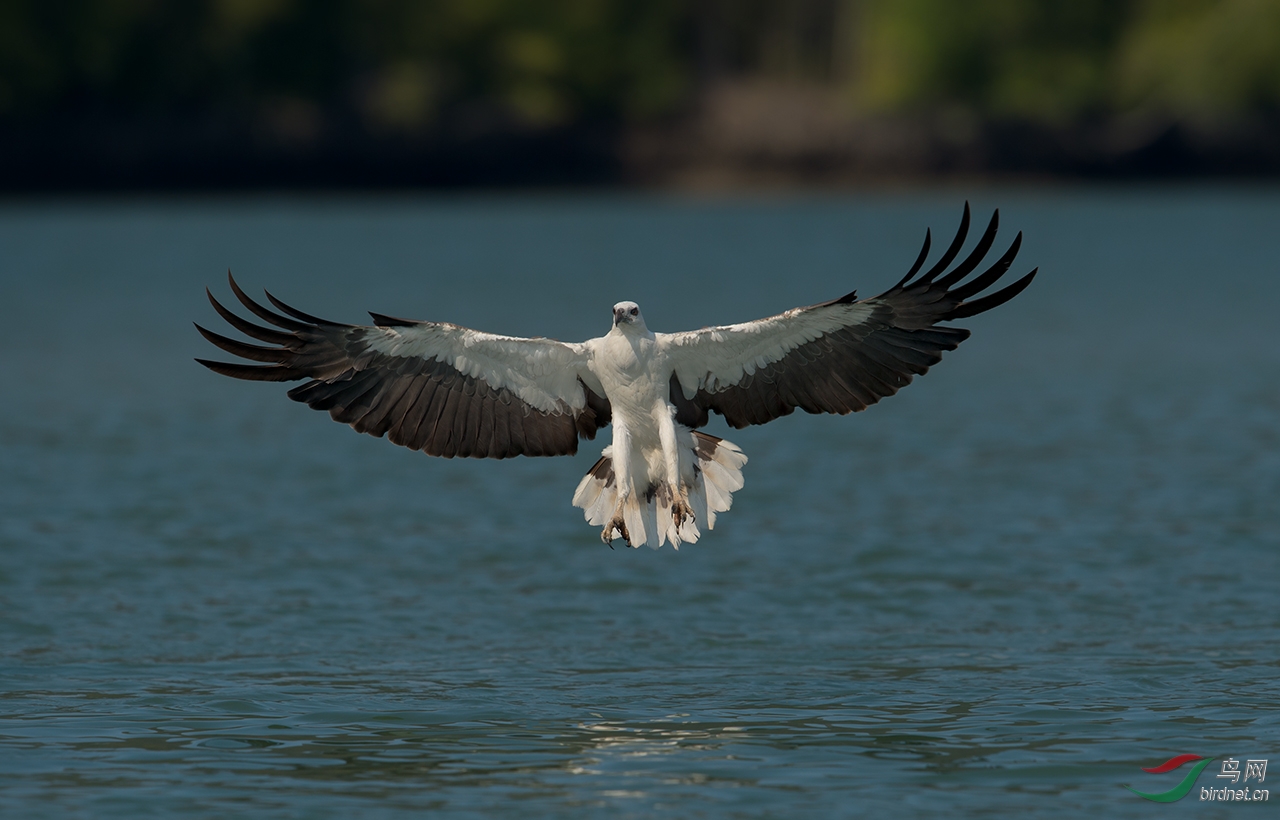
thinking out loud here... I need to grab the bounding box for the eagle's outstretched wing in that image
[196,274,611,458]
[660,204,1035,429]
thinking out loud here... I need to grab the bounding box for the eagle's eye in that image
[630,308,638,316]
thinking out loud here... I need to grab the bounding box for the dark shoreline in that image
[4,112,1279,194]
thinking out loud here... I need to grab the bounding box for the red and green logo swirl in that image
[1127,754,1213,802]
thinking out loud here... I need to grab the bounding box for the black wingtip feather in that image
[205,289,296,345]
[369,312,423,327]
[949,232,1022,302]
[949,268,1037,319]
[893,228,932,289]
[916,202,971,285]
[195,358,300,382]
[194,323,289,363]
[265,289,346,327]
[227,273,311,332]
[933,209,999,290]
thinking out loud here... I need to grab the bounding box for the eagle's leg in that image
[602,423,635,547]
[659,404,695,529]
[601,514,630,547]
[671,486,694,529]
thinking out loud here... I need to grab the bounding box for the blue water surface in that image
[1,189,1277,817]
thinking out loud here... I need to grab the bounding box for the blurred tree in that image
[849,0,1280,124]
[851,0,1133,122]
[0,0,690,131]
[1116,0,1280,119]
[5,0,1280,128]
[3,0,1280,186]
[350,0,689,129]
[692,0,849,84]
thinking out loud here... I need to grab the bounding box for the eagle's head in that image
[612,301,644,329]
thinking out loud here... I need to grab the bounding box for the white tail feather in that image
[572,430,746,549]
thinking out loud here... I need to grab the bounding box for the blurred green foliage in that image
[854,0,1280,122]
[1,0,1278,129]
[854,0,1132,121]
[0,0,689,128]
[1115,0,1280,117]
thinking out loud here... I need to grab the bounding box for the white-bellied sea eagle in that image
[197,204,1035,549]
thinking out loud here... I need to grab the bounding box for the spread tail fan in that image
[573,431,747,549]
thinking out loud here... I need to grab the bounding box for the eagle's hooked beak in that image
[613,308,626,326]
